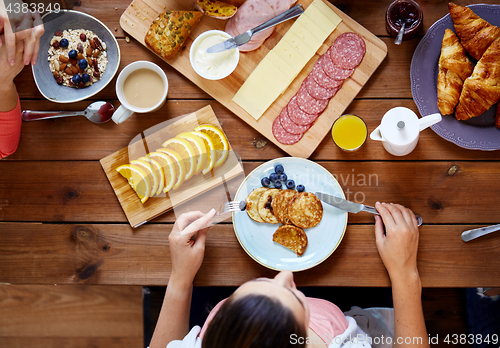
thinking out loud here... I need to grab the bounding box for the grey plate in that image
[410,4,500,151]
[32,10,121,103]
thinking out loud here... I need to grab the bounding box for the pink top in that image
[0,96,22,159]
[199,297,348,344]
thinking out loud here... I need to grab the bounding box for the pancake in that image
[257,188,280,224]
[272,225,308,256]
[271,189,298,224]
[245,187,268,223]
[287,192,323,229]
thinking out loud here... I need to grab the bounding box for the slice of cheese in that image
[295,11,329,42]
[273,39,309,72]
[264,50,295,82]
[302,4,338,34]
[282,31,315,61]
[288,22,323,52]
[311,0,342,28]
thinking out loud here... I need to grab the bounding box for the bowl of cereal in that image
[32,10,121,103]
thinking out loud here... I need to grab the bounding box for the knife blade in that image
[461,224,500,242]
[206,5,304,53]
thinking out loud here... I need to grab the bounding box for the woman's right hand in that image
[374,202,420,282]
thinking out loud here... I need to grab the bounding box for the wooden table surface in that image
[1,0,500,288]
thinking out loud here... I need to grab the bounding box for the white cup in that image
[112,61,169,124]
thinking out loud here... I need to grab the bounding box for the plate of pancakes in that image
[232,157,347,272]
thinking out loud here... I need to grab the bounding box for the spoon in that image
[394,22,406,45]
[22,101,115,123]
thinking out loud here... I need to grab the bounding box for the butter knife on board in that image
[461,224,500,242]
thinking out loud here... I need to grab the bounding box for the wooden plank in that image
[2,161,500,224]
[0,284,142,347]
[9,99,500,161]
[0,223,498,287]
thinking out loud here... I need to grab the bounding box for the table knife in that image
[461,224,500,242]
[315,192,423,226]
[206,5,304,53]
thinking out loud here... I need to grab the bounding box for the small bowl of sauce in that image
[190,30,239,80]
[386,0,423,41]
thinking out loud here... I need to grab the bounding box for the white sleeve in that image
[165,326,202,348]
[328,317,372,348]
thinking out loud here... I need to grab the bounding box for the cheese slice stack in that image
[232,0,342,120]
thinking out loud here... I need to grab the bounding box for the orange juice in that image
[331,115,368,151]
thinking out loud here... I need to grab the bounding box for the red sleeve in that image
[0,96,22,159]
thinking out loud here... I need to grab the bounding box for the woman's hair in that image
[202,294,307,348]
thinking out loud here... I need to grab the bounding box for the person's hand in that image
[0,30,24,83]
[374,202,420,282]
[168,209,217,289]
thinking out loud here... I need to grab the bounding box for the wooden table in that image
[1,0,500,289]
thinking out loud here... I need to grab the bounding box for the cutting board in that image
[100,105,244,228]
[120,0,387,158]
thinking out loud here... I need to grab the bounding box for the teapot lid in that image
[380,107,419,145]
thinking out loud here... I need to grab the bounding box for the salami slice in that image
[322,54,354,80]
[329,32,366,70]
[273,116,303,145]
[287,95,319,126]
[312,56,343,89]
[296,85,329,115]
[304,75,337,100]
[279,106,311,134]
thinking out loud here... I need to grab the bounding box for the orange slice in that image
[155,148,185,190]
[116,164,151,203]
[148,151,176,193]
[130,159,159,197]
[177,132,208,175]
[190,130,216,175]
[162,137,196,181]
[194,125,229,168]
[140,156,165,196]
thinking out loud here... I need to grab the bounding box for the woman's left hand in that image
[168,209,217,289]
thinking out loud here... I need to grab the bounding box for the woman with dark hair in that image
[150,203,430,348]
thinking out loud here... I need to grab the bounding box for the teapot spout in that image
[419,113,442,131]
[370,125,385,141]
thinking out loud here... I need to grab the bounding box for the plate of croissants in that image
[411,2,500,151]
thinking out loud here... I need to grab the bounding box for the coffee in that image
[123,68,165,109]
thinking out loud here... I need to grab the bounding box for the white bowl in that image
[189,30,239,80]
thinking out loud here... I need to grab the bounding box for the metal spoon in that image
[22,101,115,123]
[394,22,406,45]
[461,224,500,242]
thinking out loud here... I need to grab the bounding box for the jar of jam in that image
[386,0,423,41]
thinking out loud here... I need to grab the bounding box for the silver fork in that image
[217,200,247,215]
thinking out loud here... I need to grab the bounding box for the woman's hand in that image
[168,209,217,290]
[374,202,420,282]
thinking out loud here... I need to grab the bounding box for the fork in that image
[217,200,247,215]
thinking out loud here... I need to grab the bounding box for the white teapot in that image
[370,107,442,156]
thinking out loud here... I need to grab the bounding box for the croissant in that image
[448,3,500,60]
[455,39,500,121]
[437,29,473,115]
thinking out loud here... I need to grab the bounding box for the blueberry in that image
[274,181,282,189]
[261,177,270,187]
[279,173,287,182]
[81,73,91,83]
[78,58,88,70]
[269,173,279,183]
[72,74,81,84]
[60,38,69,48]
[286,180,295,189]
[275,165,284,174]
[296,184,305,192]
[68,49,77,59]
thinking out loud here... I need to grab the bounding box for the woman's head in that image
[202,271,308,348]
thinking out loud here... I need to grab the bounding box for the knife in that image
[206,5,304,53]
[461,224,500,242]
[315,192,423,226]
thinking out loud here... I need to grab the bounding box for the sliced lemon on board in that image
[155,148,185,190]
[194,125,229,169]
[140,156,165,196]
[177,132,208,175]
[162,137,196,181]
[130,159,159,198]
[116,164,151,203]
[190,130,216,175]
[148,151,176,193]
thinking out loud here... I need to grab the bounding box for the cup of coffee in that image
[112,61,169,124]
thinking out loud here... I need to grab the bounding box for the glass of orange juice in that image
[331,114,368,152]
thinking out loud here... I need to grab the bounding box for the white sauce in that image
[192,33,238,79]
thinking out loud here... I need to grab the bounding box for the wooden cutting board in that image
[120,0,387,158]
[100,105,244,228]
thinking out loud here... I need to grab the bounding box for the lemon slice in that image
[162,137,196,181]
[148,151,176,193]
[177,132,208,175]
[140,156,164,196]
[116,164,151,203]
[156,148,185,190]
[190,130,216,175]
[194,125,229,169]
[130,159,159,197]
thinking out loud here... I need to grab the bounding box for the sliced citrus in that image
[177,132,208,175]
[194,125,229,168]
[148,151,176,193]
[162,137,196,181]
[140,156,164,196]
[190,130,216,175]
[116,164,150,203]
[130,159,159,197]
[155,148,185,190]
